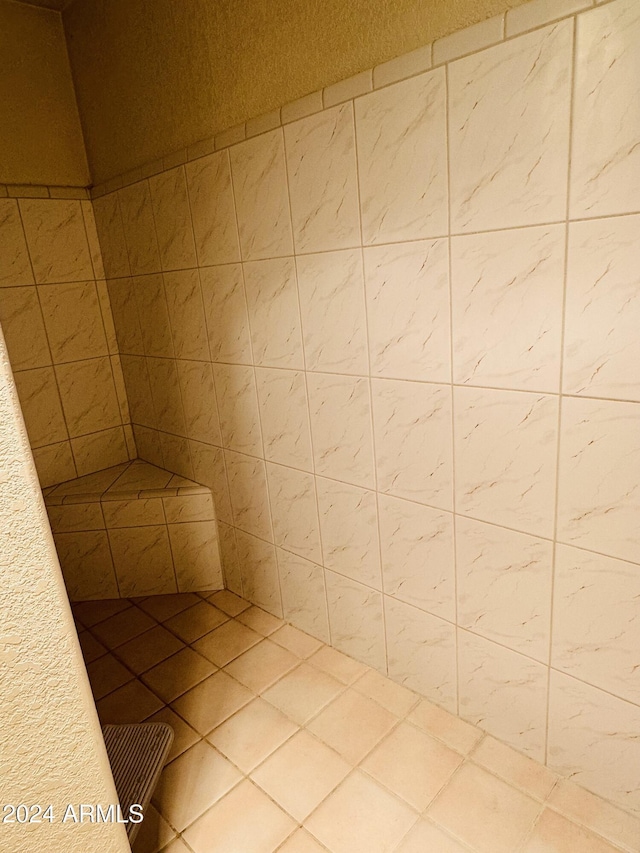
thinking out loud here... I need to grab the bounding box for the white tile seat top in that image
[43,459,209,506]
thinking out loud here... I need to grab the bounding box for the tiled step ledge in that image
[45,459,223,601]
[89,0,614,199]
[43,458,209,505]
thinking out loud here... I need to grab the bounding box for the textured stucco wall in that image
[0,324,128,853]
[0,0,88,186]
[64,0,529,184]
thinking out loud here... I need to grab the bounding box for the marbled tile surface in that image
[297,250,368,375]
[9,0,640,824]
[186,150,241,266]
[454,388,558,538]
[364,239,450,383]
[284,103,360,253]
[557,397,640,565]
[563,215,640,402]
[0,199,34,286]
[355,68,448,244]
[448,21,572,232]
[229,129,293,260]
[570,0,640,218]
[451,226,564,392]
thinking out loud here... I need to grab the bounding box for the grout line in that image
[443,60,461,720]
[544,11,579,767]
[225,136,267,604]
[282,120,334,646]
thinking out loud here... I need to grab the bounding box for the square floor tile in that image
[353,669,419,717]
[138,592,202,622]
[208,589,251,616]
[165,600,229,643]
[223,639,298,693]
[171,670,253,735]
[193,619,262,667]
[114,624,185,674]
[157,839,191,853]
[547,780,640,853]
[262,663,344,725]
[394,818,472,853]
[362,722,463,811]
[182,779,296,853]
[521,809,623,853]
[145,706,201,762]
[91,605,157,647]
[277,828,328,853]
[309,644,370,684]
[86,653,134,700]
[72,597,131,627]
[305,770,418,853]
[142,647,215,703]
[251,730,350,821]
[407,698,482,755]
[207,697,298,773]
[152,740,242,832]
[472,736,557,801]
[78,630,107,664]
[271,624,324,659]
[307,689,397,764]
[131,803,175,853]
[236,605,284,635]
[96,678,164,723]
[428,763,541,853]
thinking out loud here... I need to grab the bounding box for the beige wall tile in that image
[54,530,118,601]
[285,103,360,253]
[107,277,144,355]
[19,199,93,283]
[47,502,105,533]
[135,273,175,358]
[185,150,240,266]
[32,441,77,487]
[229,129,293,261]
[164,269,210,361]
[325,571,386,671]
[39,280,109,363]
[0,285,50,370]
[55,357,121,437]
[13,366,68,447]
[101,497,164,528]
[200,263,253,364]
[92,192,130,279]
[168,520,223,592]
[71,426,128,475]
[118,180,161,274]
[109,524,177,597]
[0,199,34,286]
[233,531,280,616]
[148,166,197,271]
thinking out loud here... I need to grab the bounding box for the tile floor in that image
[73,591,640,853]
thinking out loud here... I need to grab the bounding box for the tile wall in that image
[0,186,135,486]
[89,0,640,814]
[16,0,640,818]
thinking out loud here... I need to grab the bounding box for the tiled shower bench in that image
[43,460,223,601]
